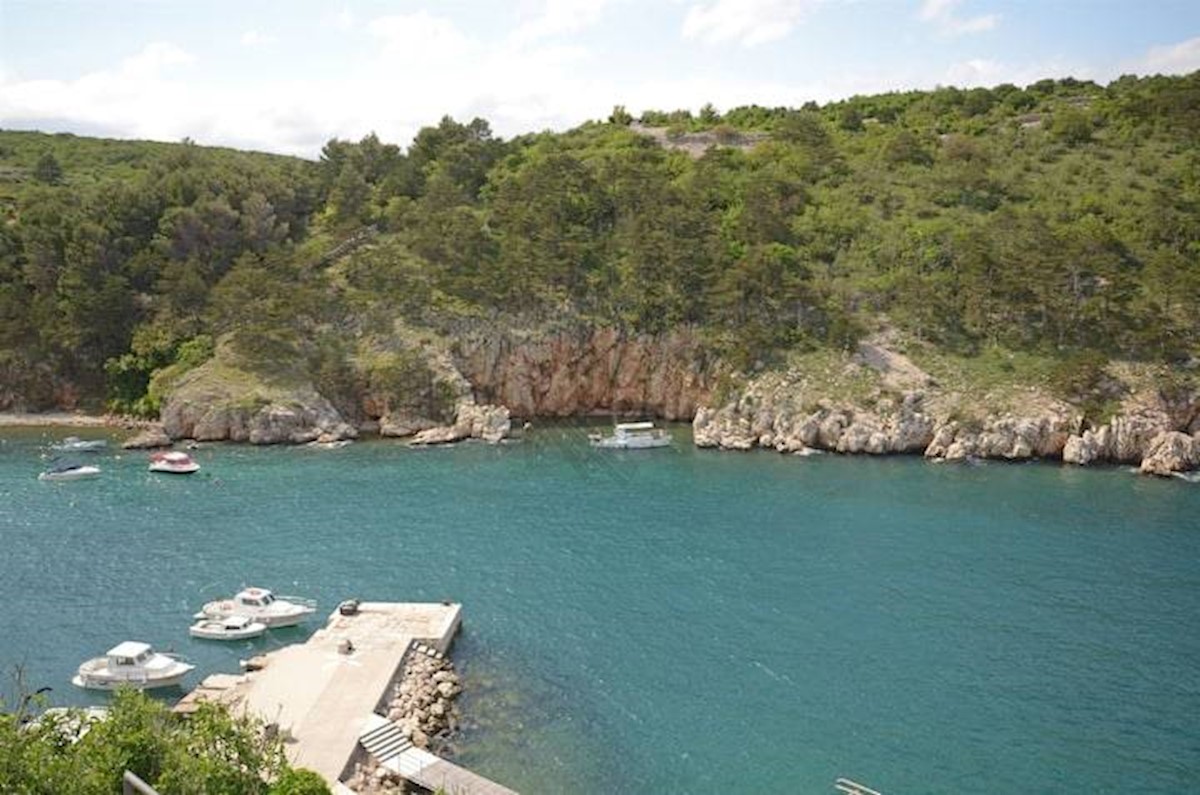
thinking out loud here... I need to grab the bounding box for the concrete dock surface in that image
[177,601,463,785]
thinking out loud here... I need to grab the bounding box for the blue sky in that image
[2,0,1198,157]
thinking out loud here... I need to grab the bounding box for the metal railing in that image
[122,770,161,795]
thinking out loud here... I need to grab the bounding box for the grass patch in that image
[907,345,1059,410]
[783,347,881,406]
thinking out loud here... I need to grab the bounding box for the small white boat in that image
[72,641,194,690]
[588,421,672,449]
[39,462,101,481]
[50,436,108,452]
[195,587,317,628]
[149,450,200,474]
[307,439,352,449]
[188,614,267,641]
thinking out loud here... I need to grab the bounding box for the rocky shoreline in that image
[691,364,1199,477]
[345,644,465,794]
[6,327,1198,478]
[695,395,1200,476]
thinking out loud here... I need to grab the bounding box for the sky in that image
[1,0,1199,158]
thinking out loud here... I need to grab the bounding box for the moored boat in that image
[38,461,101,481]
[149,450,200,474]
[71,641,194,690]
[188,614,268,641]
[195,587,317,628]
[588,421,672,449]
[50,436,108,452]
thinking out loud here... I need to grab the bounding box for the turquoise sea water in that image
[1,425,1198,793]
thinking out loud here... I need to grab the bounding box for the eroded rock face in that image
[1062,410,1174,466]
[164,395,357,444]
[409,402,511,446]
[378,411,439,438]
[1138,431,1199,477]
[696,384,935,456]
[455,327,714,421]
[122,425,172,449]
[161,359,357,445]
[691,356,1200,475]
[926,414,1075,462]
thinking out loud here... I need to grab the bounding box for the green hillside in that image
[1,71,1197,414]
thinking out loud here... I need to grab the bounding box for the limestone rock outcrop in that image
[1138,431,1200,477]
[121,425,172,449]
[455,326,714,421]
[161,350,357,445]
[925,414,1075,461]
[410,402,511,446]
[1061,410,1174,466]
[164,392,357,444]
[378,411,439,438]
[695,377,935,456]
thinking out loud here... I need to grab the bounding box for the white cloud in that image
[240,31,277,47]
[918,0,953,21]
[368,11,474,62]
[15,8,1190,160]
[918,0,998,36]
[121,42,194,76]
[1132,36,1200,76]
[334,7,355,31]
[682,0,824,47]
[510,0,616,47]
[0,42,200,144]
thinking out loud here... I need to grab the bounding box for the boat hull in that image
[71,671,191,690]
[197,606,315,628]
[189,621,267,641]
[50,439,108,452]
[590,436,672,449]
[149,462,200,474]
[71,658,194,691]
[39,466,101,481]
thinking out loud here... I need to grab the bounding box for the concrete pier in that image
[176,601,512,793]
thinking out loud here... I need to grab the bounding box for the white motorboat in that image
[50,436,108,452]
[39,462,101,481]
[588,421,672,449]
[195,587,317,628]
[72,642,194,690]
[148,450,200,474]
[188,614,268,641]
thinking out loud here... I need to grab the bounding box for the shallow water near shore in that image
[2,424,1199,793]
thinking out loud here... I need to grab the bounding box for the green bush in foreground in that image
[0,687,330,795]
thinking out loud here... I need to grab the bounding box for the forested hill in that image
[1,72,1197,415]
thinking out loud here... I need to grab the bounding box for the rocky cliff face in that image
[156,325,1199,474]
[693,371,936,454]
[163,376,358,445]
[159,325,712,445]
[691,345,1200,476]
[453,326,714,420]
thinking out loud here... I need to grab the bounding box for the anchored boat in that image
[50,436,108,452]
[149,450,200,474]
[189,614,268,641]
[38,461,101,481]
[72,641,194,690]
[588,421,672,449]
[196,587,317,628]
